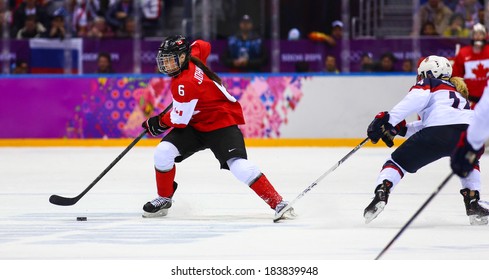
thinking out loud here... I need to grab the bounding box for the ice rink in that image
[1,146,489,278]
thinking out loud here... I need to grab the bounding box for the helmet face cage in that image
[156,51,181,76]
[156,35,190,77]
[417,55,452,80]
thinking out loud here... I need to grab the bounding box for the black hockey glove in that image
[367,112,406,148]
[451,131,484,177]
[142,114,169,137]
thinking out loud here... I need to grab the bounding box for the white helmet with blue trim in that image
[417,55,452,79]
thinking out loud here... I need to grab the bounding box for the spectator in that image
[287,28,300,40]
[12,58,29,74]
[221,14,267,72]
[414,0,453,36]
[444,0,460,11]
[309,20,343,47]
[0,4,12,34]
[72,0,98,37]
[375,52,397,72]
[477,8,485,25]
[11,0,48,38]
[324,55,339,73]
[420,21,439,36]
[116,16,135,38]
[360,52,375,72]
[454,0,483,29]
[42,7,66,39]
[16,14,45,38]
[443,13,470,38]
[141,0,161,37]
[452,23,489,107]
[9,0,23,9]
[86,16,114,38]
[401,59,414,73]
[92,0,117,17]
[95,52,114,73]
[41,0,64,20]
[106,0,133,32]
[328,20,343,46]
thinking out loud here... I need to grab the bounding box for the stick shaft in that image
[75,130,147,199]
[375,173,454,260]
[275,137,369,218]
[49,103,173,206]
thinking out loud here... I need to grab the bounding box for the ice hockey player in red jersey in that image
[364,55,489,225]
[452,23,489,108]
[451,79,489,177]
[141,35,295,221]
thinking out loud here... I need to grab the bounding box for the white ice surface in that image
[1,147,489,277]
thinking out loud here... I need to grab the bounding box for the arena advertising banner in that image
[0,76,306,139]
[6,38,464,74]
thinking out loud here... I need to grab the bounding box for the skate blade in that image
[273,208,297,223]
[142,209,169,218]
[469,215,488,225]
[364,201,386,224]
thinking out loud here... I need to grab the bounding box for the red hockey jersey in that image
[161,40,245,132]
[452,45,489,102]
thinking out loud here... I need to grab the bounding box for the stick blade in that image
[49,194,78,206]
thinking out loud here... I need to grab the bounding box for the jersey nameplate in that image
[194,67,204,85]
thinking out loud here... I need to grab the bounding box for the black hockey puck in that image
[76,217,87,221]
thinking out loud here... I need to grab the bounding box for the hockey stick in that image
[274,137,370,222]
[49,103,173,206]
[375,172,454,260]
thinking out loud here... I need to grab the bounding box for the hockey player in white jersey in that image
[364,55,489,225]
[451,79,489,177]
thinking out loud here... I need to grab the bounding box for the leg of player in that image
[143,141,180,218]
[364,158,405,224]
[227,157,296,219]
[459,168,489,225]
[250,174,296,219]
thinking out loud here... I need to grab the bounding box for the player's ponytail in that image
[190,56,223,85]
[444,77,469,100]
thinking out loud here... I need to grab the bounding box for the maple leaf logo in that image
[471,63,489,79]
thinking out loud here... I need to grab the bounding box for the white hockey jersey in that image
[468,82,489,149]
[388,78,473,137]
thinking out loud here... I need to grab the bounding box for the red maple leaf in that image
[471,63,489,79]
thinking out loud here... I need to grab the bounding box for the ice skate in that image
[273,200,297,223]
[460,188,489,225]
[364,180,392,224]
[142,197,172,218]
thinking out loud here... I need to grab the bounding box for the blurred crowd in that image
[2,0,489,75]
[416,0,485,37]
[0,0,164,39]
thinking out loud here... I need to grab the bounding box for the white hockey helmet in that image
[472,23,487,37]
[417,55,452,79]
[471,23,487,47]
